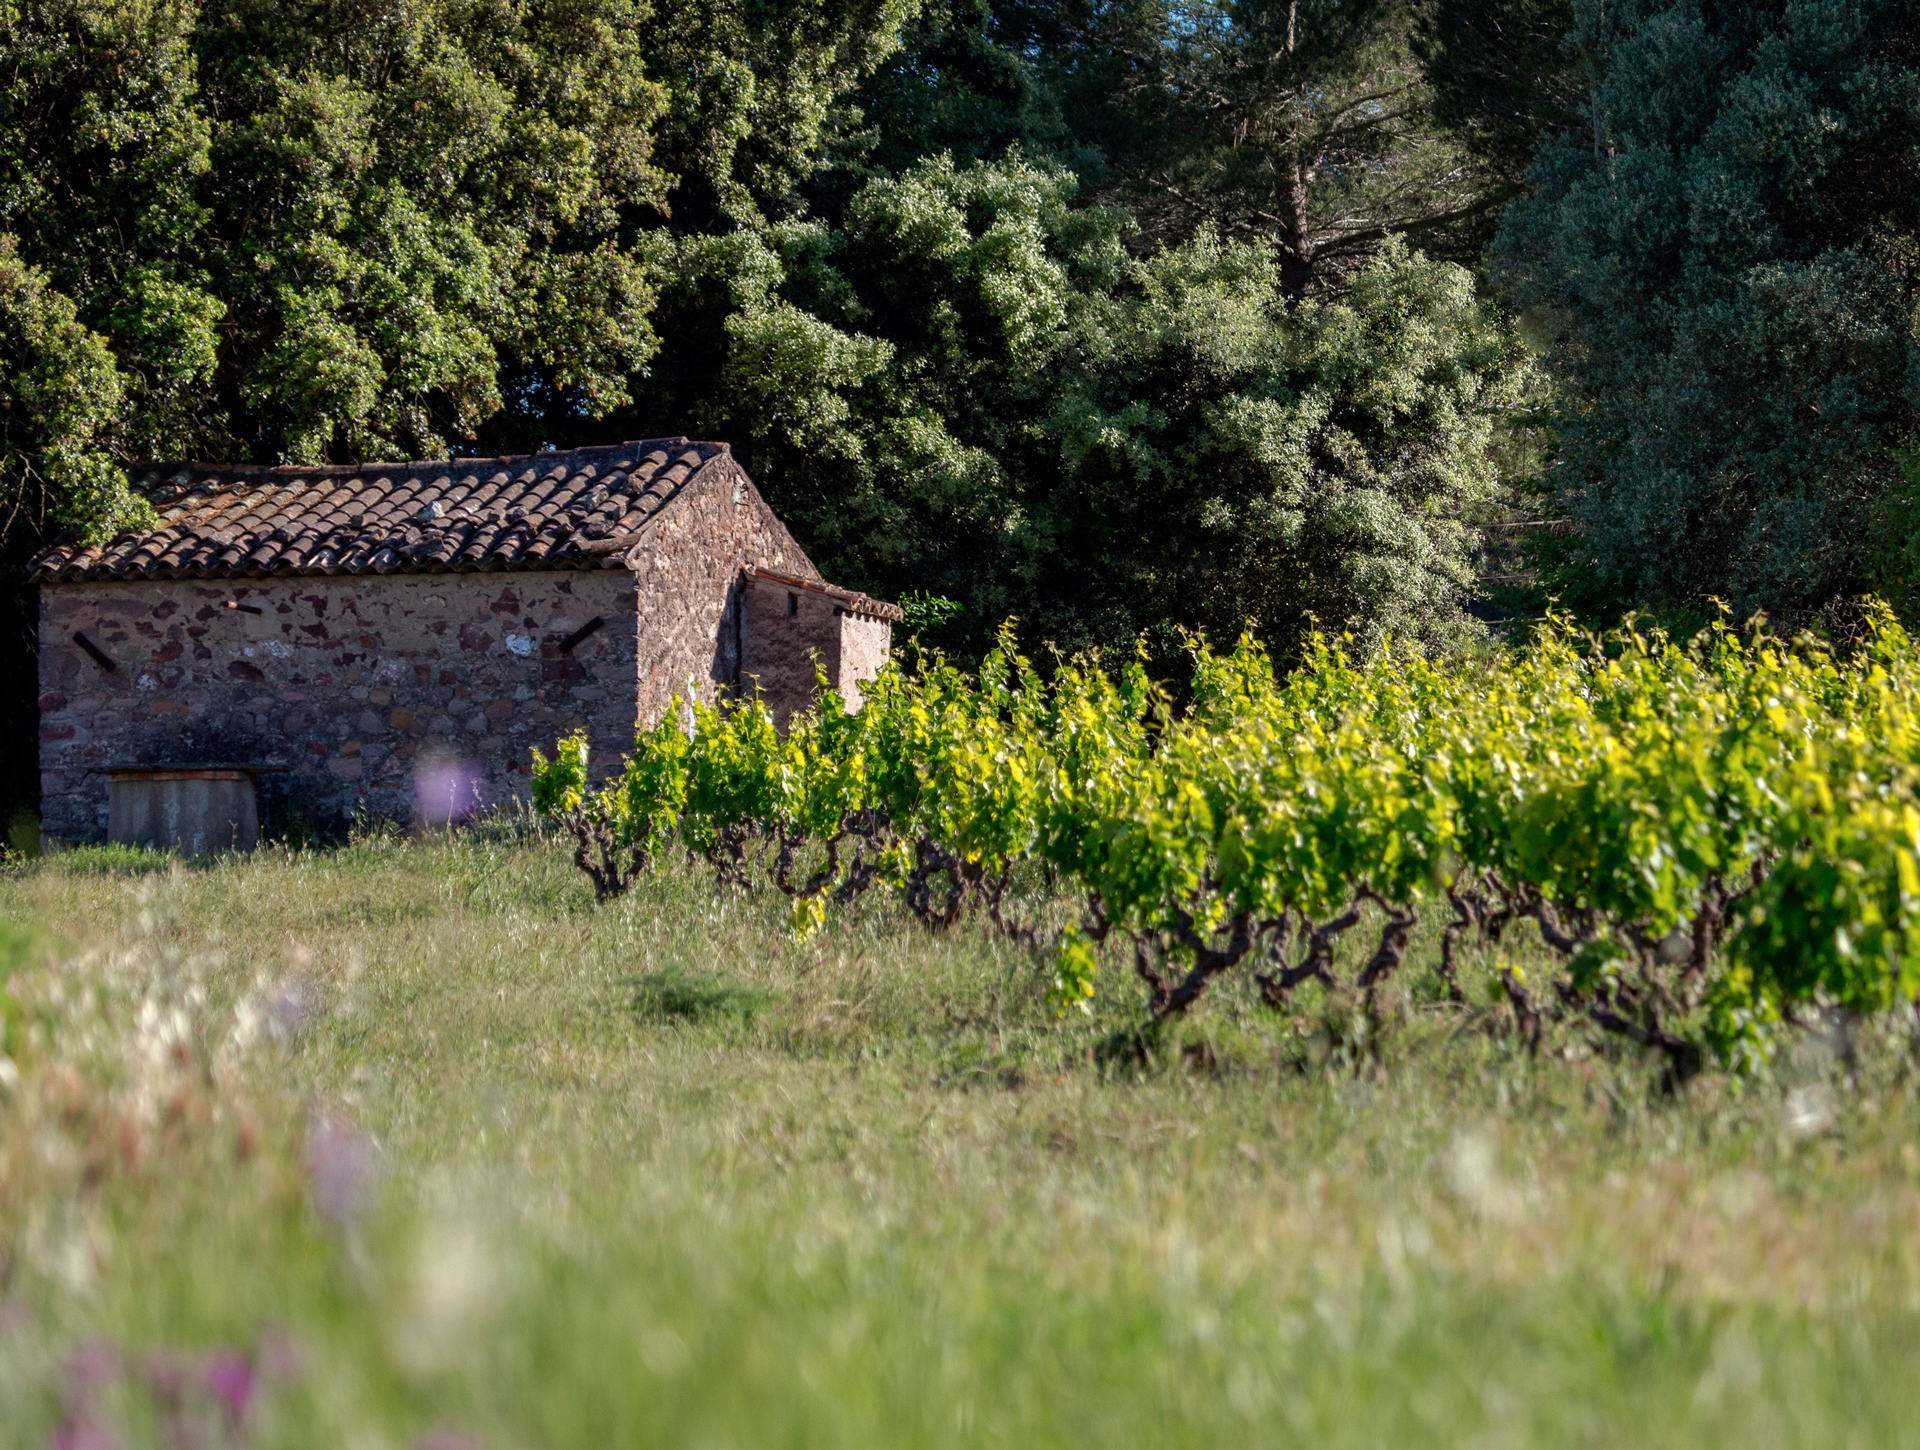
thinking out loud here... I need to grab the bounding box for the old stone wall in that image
[836,612,893,713]
[737,575,895,727]
[738,576,842,728]
[38,569,640,842]
[37,450,857,842]
[627,454,816,722]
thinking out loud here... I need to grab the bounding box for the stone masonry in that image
[739,568,898,728]
[34,440,891,843]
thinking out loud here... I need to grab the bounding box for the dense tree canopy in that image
[1417,0,1586,193]
[1492,0,1920,622]
[632,155,1530,658]
[0,0,914,536]
[1046,0,1510,294]
[0,0,1529,673]
[8,0,1916,810]
[857,0,1517,294]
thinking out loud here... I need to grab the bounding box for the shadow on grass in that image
[625,966,772,1026]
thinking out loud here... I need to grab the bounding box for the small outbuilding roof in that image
[743,566,904,622]
[31,439,730,583]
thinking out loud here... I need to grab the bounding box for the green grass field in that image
[4,830,1920,1448]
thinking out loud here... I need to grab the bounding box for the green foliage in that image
[549,600,1920,1073]
[896,591,964,635]
[845,0,1066,182]
[1033,0,1511,288]
[1863,451,1920,624]
[43,841,180,874]
[1492,0,1920,624]
[644,153,1533,660]
[642,0,919,227]
[0,914,32,1061]
[530,730,590,817]
[1048,927,1099,1016]
[0,0,918,541]
[853,0,1513,287]
[0,235,147,541]
[1417,0,1586,194]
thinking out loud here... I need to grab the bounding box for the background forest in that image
[1,0,1916,822]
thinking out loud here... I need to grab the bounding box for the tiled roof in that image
[30,440,729,583]
[745,566,904,622]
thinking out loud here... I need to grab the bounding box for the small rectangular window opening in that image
[786,592,798,617]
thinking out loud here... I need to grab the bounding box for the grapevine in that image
[532,608,1920,1073]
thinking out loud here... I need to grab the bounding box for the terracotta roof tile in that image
[743,566,904,622]
[31,439,730,583]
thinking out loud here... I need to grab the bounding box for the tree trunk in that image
[1278,150,1313,301]
[1277,0,1313,300]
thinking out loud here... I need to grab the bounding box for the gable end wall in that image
[628,453,817,722]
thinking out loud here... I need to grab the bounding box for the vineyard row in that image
[531,611,1920,1075]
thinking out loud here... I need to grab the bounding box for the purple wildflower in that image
[201,1352,254,1427]
[46,1419,122,1450]
[304,1114,377,1224]
[61,1341,119,1404]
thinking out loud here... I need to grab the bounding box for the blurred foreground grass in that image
[3,829,1920,1449]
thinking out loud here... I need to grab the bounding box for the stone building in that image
[32,439,899,844]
